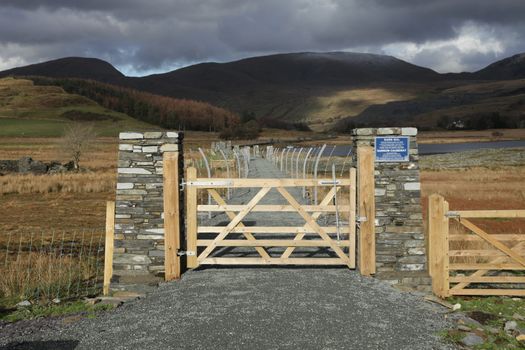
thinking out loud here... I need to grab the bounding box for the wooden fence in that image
[428,194,525,297]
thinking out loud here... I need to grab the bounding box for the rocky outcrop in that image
[0,157,75,175]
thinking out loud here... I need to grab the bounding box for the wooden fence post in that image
[428,194,449,298]
[349,167,357,268]
[186,167,198,268]
[103,201,115,296]
[358,146,375,276]
[163,152,181,281]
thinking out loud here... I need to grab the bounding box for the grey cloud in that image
[0,0,524,75]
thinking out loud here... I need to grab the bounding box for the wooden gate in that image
[185,167,356,268]
[429,194,525,297]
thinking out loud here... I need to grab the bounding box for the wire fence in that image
[184,147,249,179]
[0,228,105,305]
[268,144,354,178]
[183,143,354,207]
[267,144,354,205]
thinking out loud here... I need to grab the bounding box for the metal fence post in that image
[198,147,212,218]
[313,144,326,205]
[295,147,303,178]
[302,147,313,198]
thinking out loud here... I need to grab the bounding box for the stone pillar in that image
[352,127,430,290]
[112,131,184,293]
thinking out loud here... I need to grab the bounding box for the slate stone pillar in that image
[352,127,430,290]
[112,131,184,293]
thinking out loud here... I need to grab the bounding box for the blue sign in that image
[375,137,409,162]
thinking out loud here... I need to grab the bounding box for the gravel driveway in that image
[1,267,454,350]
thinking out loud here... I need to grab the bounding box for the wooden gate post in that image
[163,152,181,280]
[428,194,449,297]
[186,167,198,268]
[103,201,115,295]
[349,167,357,268]
[358,146,376,276]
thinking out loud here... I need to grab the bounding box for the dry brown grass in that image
[421,167,525,208]
[0,136,117,233]
[418,128,525,144]
[0,254,99,303]
[0,172,115,195]
[0,230,104,305]
[422,166,525,268]
[0,137,118,170]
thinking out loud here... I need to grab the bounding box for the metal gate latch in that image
[177,250,196,256]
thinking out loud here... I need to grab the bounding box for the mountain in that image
[0,57,125,83]
[1,51,525,131]
[473,53,525,80]
[0,52,442,87]
[144,52,442,87]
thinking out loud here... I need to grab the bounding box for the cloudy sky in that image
[0,0,524,76]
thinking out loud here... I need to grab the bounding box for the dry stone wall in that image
[113,131,184,293]
[352,127,430,290]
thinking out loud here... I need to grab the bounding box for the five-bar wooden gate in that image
[185,167,357,268]
[429,194,525,297]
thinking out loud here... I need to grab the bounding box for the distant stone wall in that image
[352,127,430,290]
[112,131,184,293]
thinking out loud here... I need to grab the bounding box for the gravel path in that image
[0,157,456,350]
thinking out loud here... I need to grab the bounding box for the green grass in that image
[0,77,160,137]
[0,114,159,138]
[448,296,525,319]
[0,300,115,323]
[0,118,67,137]
[441,296,525,349]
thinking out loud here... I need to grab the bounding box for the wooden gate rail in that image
[186,168,357,269]
[428,194,525,298]
[197,205,352,212]
[187,178,354,187]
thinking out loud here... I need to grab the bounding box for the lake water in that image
[308,140,525,156]
[418,140,525,155]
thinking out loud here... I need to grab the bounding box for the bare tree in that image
[61,123,97,171]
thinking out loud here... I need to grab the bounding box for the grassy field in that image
[0,118,69,137]
[0,77,158,137]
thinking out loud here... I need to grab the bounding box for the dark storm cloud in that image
[0,0,524,75]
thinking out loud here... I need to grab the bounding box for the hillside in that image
[0,77,157,137]
[29,77,240,132]
[2,51,525,131]
[336,79,525,130]
[0,57,125,83]
[473,53,525,80]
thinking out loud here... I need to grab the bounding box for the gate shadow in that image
[2,340,79,350]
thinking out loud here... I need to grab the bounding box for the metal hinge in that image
[358,216,368,222]
[445,211,460,218]
[177,250,196,256]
